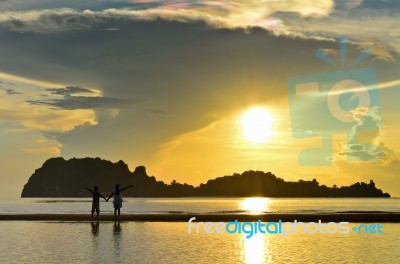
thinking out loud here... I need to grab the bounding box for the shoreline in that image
[0,213,399,222]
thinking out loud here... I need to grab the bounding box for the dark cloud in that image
[349,144,364,151]
[46,86,94,96]
[27,95,141,110]
[1,86,21,95]
[4,88,21,95]
[0,0,146,12]
[28,85,142,110]
[344,144,381,161]
[359,0,400,10]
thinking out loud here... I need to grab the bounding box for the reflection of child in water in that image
[114,221,121,235]
[91,221,100,235]
[107,184,133,220]
[84,186,107,220]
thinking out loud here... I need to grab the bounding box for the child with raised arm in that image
[106,184,133,220]
[84,186,107,220]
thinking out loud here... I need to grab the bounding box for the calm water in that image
[0,221,399,264]
[0,197,399,215]
[1,198,399,263]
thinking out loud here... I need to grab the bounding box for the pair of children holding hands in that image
[84,184,133,220]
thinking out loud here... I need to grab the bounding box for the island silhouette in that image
[21,157,390,198]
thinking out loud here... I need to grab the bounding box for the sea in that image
[0,197,399,264]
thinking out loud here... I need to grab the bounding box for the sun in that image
[241,107,274,143]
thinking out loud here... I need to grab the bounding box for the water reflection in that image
[242,233,268,264]
[240,198,270,214]
[91,221,99,235]
[113,222,122,236]
[113,221,123,262]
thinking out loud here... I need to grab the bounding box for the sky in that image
[0,0,399,197]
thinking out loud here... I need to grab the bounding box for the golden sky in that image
[0,0,399,196]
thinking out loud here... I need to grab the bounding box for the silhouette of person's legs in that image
[92,200,100,219]
[114,208,121,220]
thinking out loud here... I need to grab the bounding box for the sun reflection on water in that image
[240,197,270,214]
[242,232,269,264]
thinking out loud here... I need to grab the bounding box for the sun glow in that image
[241,107,274,143]
[240,197,270,214]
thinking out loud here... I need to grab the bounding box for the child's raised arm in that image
[120,185,133,192]
[83,187,94,194]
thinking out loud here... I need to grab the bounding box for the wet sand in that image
[0,213,399,222]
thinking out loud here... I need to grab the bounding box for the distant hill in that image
[21,157,390,198]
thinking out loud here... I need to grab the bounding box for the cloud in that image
[2,88,21,95]
[336,106,383,161]
[333,141,400,196]
[349,106,381,142]
[276,6,400,58]
[46,85,95,96]
[0,105,96,132]
[0,1,335,32]
[25,85,142,110]
[0,1,397,57]
[0,2,330,35]
[0,80,20,95]
[27,95,140,110]
[22,138,62,155]
[344,144,381,161]
[0,76,98,132]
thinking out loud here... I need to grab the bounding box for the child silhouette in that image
[107,184,133,220]
[84,186,107,220]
